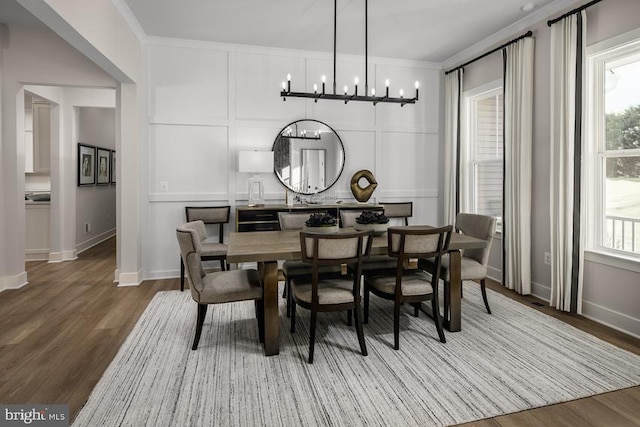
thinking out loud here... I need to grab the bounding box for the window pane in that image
[605,59,640,151]
[475,94,503,160]
[603,156,640,253]
[475,162,503,220]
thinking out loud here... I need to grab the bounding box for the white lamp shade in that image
[238,151,274,173]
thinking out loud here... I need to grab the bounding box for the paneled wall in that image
[143,42,442,278]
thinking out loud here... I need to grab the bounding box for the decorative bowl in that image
[303,225,340,234]
[354,223,388,236]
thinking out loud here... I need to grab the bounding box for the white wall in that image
[76,107,116,251]
[456,0,640,337]
[143,41,442,279]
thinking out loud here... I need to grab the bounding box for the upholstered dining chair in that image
[290,230,372,363]
[419,213,496,318]
[179,206,230,292]
[278,212,342,317]
[382,202,413,226]
[364,225,453,349]
[176,223,264,350]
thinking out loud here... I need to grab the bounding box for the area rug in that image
[73,283,640,426]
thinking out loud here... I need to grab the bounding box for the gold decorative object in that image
[350,169,378,203]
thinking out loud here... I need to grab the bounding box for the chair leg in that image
[347,309,353,326]
[220,259,226,272]
[393,302,400,350]
[363,283,370,324]
[290,300,296,333]
[480,279,492,314]
[180,258,185,292]
[432,294,446,343]
[354,305,368,357]
[308,310,317,364]
[413,303,420,317]
[256,300,265,343]
[192,304,208,350]
[286,277,292,318]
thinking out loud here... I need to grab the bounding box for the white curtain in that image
[550,11,586,313]
[503,37,534,295]
[444,69,463,226]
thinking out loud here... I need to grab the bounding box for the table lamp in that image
[238,151,274,207]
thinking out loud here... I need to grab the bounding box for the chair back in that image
[176,223,206,298]
[455,213,496,267]
[382,202,413,226]
[299,230,373,304]
[278,212,315,230]
[185,206,230,244]
[387,225,453,297]
[339,210,363,228]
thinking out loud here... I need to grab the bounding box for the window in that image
[462,82,503,231]
[588,36,640,258]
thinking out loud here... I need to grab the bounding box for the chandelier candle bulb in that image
[415,81,420,100]
[399,89,404,98]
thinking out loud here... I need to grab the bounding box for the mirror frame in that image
[272,119,345,195]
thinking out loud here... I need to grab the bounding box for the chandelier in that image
[280,0,419,106]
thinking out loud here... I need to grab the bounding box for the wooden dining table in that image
[227,228,488,356]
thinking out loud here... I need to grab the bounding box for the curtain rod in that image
[445,31,533,75]
[547,0,602,26]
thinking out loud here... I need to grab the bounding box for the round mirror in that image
[272,119,345,195]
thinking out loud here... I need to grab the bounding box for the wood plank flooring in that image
[0,238,638,426]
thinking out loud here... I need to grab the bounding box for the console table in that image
[235,203,383,232]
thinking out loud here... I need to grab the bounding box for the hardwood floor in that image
[0,238,638,425]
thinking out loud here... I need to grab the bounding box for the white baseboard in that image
[114,269,120,283]
[0,271,29,292]
[530,281,551,302]
[25,249,49,261]
[48,250,78,263]
[117,270,142,287]
[487,266,501,283]
[582,300,640,339]
[76,228,116,254]
[145,270,179,281]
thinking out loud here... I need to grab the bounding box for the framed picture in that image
[110,150,116,184]
[97,148,111,185]
[78,143,96,186]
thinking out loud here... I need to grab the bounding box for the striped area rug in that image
[73,283,640,426]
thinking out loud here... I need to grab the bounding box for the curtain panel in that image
[444,69,463,227]
[550,11,586,313]
[502,37,534,295]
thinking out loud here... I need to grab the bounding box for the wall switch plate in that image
[160,181,169,192]
[544,252,551,265]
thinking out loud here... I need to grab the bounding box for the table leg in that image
[259,261,280,356]
[447,250,462,332]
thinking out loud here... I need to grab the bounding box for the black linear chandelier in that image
[280,0,419,106]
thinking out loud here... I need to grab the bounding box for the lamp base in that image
[248,174,265,206]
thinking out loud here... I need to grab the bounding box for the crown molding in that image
[143,35,441,70]
[110,0,149,43]
[442,0,580,70]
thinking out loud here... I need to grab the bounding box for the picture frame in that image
[78,143,96,186]
[97,148,111,185]
[110,150,116,184]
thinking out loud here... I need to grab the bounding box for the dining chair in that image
[364,225,453,349]
[176,223,264,350]
[290,230,373,363]
[419,213,496,317]
[278,212,342,317]
[382,202,413,226]
[179,206,230,292]
[339,208,382,228]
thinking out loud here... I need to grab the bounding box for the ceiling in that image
[1,0,562,63]
[120,0,558,62]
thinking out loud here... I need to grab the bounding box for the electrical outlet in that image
[544,252,551,265]
[84,222,91,234]
[160,181,169,192]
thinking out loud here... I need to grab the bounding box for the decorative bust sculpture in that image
[350,169,378,203]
